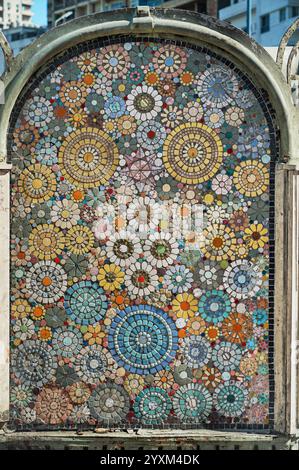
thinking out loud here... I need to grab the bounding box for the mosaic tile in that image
[9,37,276,430]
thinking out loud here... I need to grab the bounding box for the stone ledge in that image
[0,430,293,450]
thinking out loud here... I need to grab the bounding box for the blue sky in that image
[32,0,47,27]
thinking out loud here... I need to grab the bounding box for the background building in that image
[0,0,33,29]
[3,25,45,53]
[219,0,299,46]
[0,1,43,75]
[48,1,165,28]
[47,0,218,28]
[0,25,45,74]
[155,0,218,16]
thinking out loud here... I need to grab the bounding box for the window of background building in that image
[261,14,270,33]
[218,0,231,8]
[291,6,299,18]
[280,7,286,22]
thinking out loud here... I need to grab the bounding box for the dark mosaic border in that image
[7,35,278,433]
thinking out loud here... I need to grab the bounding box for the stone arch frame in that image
[0,8,298,439]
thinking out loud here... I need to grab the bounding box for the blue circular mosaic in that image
[35,136,61,166]
[173,383,212,422]
[52,326,83,358]
[252,308,268,325]
[64,281,108,325]
[182,336,211,368]
[223,260,262,299]
[198,289,231,324]
[212,341,242,372]
[214,383,248,417]
[133,387,172,424]
[108,305,178,374]
[104,96,126,118]
[11,339,57,388]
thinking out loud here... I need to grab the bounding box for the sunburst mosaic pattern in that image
[9,39,275,430]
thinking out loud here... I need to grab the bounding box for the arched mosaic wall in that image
[8,37,276,430]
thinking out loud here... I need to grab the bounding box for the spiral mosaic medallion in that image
[18,164,57,204]
[173,383,213,422]
[163,123,223,184]
[88,383,130,425]
[233,160,269,197]
[133,387,172,424]
[64,281,108,325]
[74,345,115,384]
[26,261,67,304]
[108,305,178,374]
[11,340,57,387]
[58,127,119,188]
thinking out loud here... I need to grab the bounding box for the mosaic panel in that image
[9,38,275,430]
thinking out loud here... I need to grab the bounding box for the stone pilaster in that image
[0,165,11,427]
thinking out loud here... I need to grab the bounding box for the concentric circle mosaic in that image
[133,387,172,424]
[9,38,275,430]
[173,383,213,422]
[58,127,119,188]
[88,382,130,425]
[163,122,223,184]
[64,281,108,325]
[108,305,178,374]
